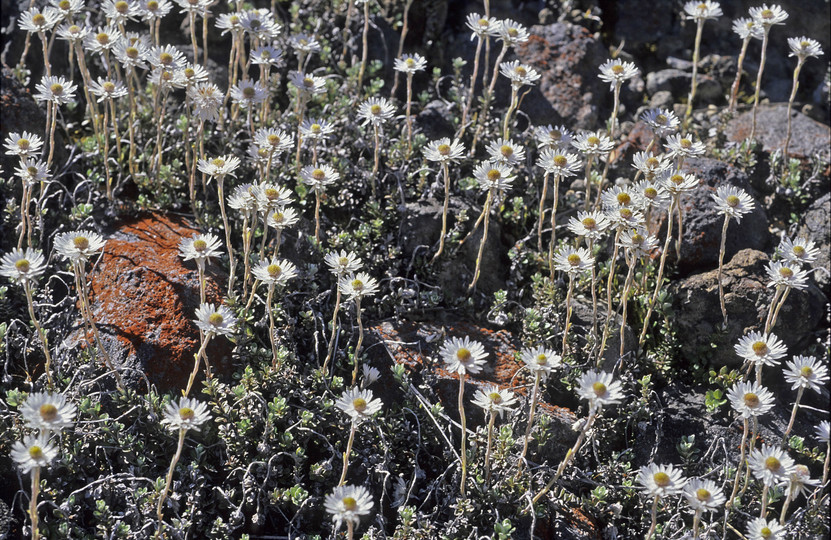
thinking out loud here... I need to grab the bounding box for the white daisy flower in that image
[597,59,639,90]
[778,236,820,267]
[289,33,321,54]
[682,478,726,511]
[665,133,705,160]
[147,44,185,69]
[253,128,294,156]
[485,138,525,166]
[633,179,670,211]
[472,162,515,191]
[194,303,237,337]
[637,463,687,498]
[732,17,763,40]
[765,261,809,290]
[465,13,500,39]
[138,0,173,21]
[54,230,106,263]
[576,370,625,408]
[252,258,298,287]
[89,77,129,102]
[497,18,530,45]
[735,331,787,367]
[683,1,722,21]
[711,185,755,222]
[361,364,381,386]
[472,385,517,417]
[179,63,209,86]
[815,421,830,444]
[113,38,150,70]
[50,0,85,20]
[660,171,699,195]
[749,4,788,28]
[324,484,374,528]
[240,9,281,41]
[0,248,47,284]
[338,272,380,301]
[605,206,644,229]
[640,108,680,138]
[520,346,562,378]
[335,387,383,424]
[289,71,327,95]
[748,444,795,487]
[787,37,823,61]
[439,336,488,376]
[783,355,829,393]
[19,391,77,432]
[423,138,465,163]
[746,517,784,540]
[393,53,427,74]
[553,246,595,275]
[179,233,222,267]
[600,185,637,210]
[266,207,300,231]
[189,82,223,122]
[300,164,339,191]
[357,97,396,127]
[534,124,574,151]
[161,397,211,432]
[230,80,267,108]
[14,158,51,186]
[56,23,90,45]
[632,151,672,179]
[299,118,335,141]
[34,75,77,105]
[727,381,775,418]
[537,149,582,177]
[227,184,260,215]
[102,0,140,25]
[215,12,243,35]
[11,434,58,473]
[618,228,659,258]
[85,25,122,55]
[572,131,614,157]
[255,184,294,212]
[18,6,61,33]
[251,45,283,67]
[4,131,44,157]
[325,250,362,276]
[499,60,541,88]
[567,211,609,241]
[197,155,241,179]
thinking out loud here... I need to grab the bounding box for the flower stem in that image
[30,465,40,540]
[458,35,484,139]
[533,407,597,504]
[24,282,54,390]
[431,162,451,263]
[783,59,804,160]
[547,173,563,280]
[782,386,804,445]
[502,85,518,140]
[717,213,731,326]
[405,72,414,157]
[750,29,770,141]
[537,171,550,252]
[759,484,770,518]
[639,196,676,345]
[684,19,705,126]
[468,189,493,290]
[692,508,702,538]
[646,496,660,540]
[323,285,343,376]
[779,486,794,524]
[485,411,496,485]
[356,0,369,95]
[729,37,751,112]
[339,421,357,486]
[517,371,541,476]
[156,427,187,539]
[266,284,280,369]
[351,297,364,386]
[619,252,637,358]
[184,334,211,397]
[314,189,322,243]
[217,177,237,295]
[562,274,575,354]
[598,229,622,359]
[458,373,468,496]
[727,417,750,508]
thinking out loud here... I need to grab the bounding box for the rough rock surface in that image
[725,104,831,163]
[669,249,826,372]
[86,213,232,392]
[798,192,830,295]
[415,100,456,141]
[653,157,771,272]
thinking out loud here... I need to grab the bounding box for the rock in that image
[725,104,831,163]
[646,69,721,102]
[571,299,637,370]
[652,157,771,272]
[86,213,232,392]
[398,196,508,295]
[0,67,47,180]
[514,22,611,129]
[669,249,826,372]
[798,192,831,295]
[415,100,456,141]
[649,90,675,110]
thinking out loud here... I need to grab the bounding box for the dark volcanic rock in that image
[798,192,831,295]
[86,213,232,392]
[0,67,47,179]
[670,249,826,372]
[653,157,771,272]
[725,104,831,162]
[415,100,456,140]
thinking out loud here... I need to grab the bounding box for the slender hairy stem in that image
[405,72,413,156]
[471,42,508,153]
[639,196,676,345]
[729,37,751,112]
[346,520,354,540]
[484,411,496,485]
[562,274,575,354]
[750,30,770,141]
[30,466,40,540]
[340,0,355,60]
[763,285,783,334]
[782,386,804,445]
[314,189,322,243]
[537,171,549,252]
[598,229,622,358]
[684,19,705,125]
[323,285,343,376]
[339,421,357,486]
[783,59,804,160]
[155,428,187,539]
[692,508,702,538]
[646,496,660,540]
[619,252,637,358]
[469,189,493,290]
[517,371,541,475]
[218,177,236,295]
[779,487,794,525]
[502,85,518,140]
[356,1,369,94]
[266,285,280,369]
[351,297,364,386]
[533,407,597,503]
[768,287,791,333]
[389,0,414,98]
[25,282,54,390]
[76,261,124,391]
[458,373,468,496]
[184,334,211,397]
[740,417,759,497]
[727,418,749,508]
[822,441,830,490]
[582,155,594,211]
[759,485,770,518]
[458,35,483,139]
[717,214,731,326]
[432,163,451,263]
[547,173,563,280]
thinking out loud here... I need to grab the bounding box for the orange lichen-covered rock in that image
[85,213,232,392]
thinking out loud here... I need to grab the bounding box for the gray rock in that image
[653,157,771,271]
[798,192,830,295]
[415,100,456,140]
[646,69,722,102]
[725,103,831,163]
[649,90,675,110]
[669,249,826,372]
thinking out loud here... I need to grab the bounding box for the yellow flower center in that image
[192,239,207,251]
[351,279,364,291]
[437,143,451,155]
[342,496,357,511]
[16,259,31,273]
[779,267,794,279]
[515,66,527,77]
[592,381,607,396]
[567,253,582,266]
[179,407,195,420]
[405,58,415,67]
[352,397,367,412]
[370,104,382,115]
[800,366,813,378]
[765,456,781,471]
[549,130,562,140]
[126,46,139,58]
[655,114,668,124]
[478,18,489,27]
[619,208,633,219]
[40,403,58,421]
[267,134,281,146]
[587,136,600,145]
[303,77,314,87]
[211,158,225,167]
[242,86,255,98]
[73,236,89,250]
[726,195,740,207]
[184,67,195,78]
[536,354,548,365]
[257,148,269,158]
[800,41,811,49]
[208,312,224,326]
[696,488,711,501]
[697,3,708,10]
[671,174,684,185]
[744,392,759,408]
[27,166,38,175]
[646,157,660,168]
[644,187,657,199]
[159,52,173,65]
[271,212,284,223]
[96,33,109,45]
[792,245,806,257]
[761,9,773,19]
[488,392,503,404]
[760,527,772,538]
[29,446,44,460]
[338,257,349,266]
[653,471,671,487]
[267,264,282,277]
[632,233,644,244]
[507,28,518,38]
[486,169,501,182]
[616,193,631,205]
[103,81,116,93]
[500,145,513,157]
[68,25,80,34]
[50,83,64,95]
[752,341,769,356]
[611,64,624,74]
[115,1,129,13]
[265,188,279,200]
[148,0,159,9]
[312,169,325,181]
[553,155,568,167]
[680,138,692,148]
[582,217,597,230]
[456,348,472,363]
[33,13,46,25]
[59,0,71,9]
[311,123,321,133]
